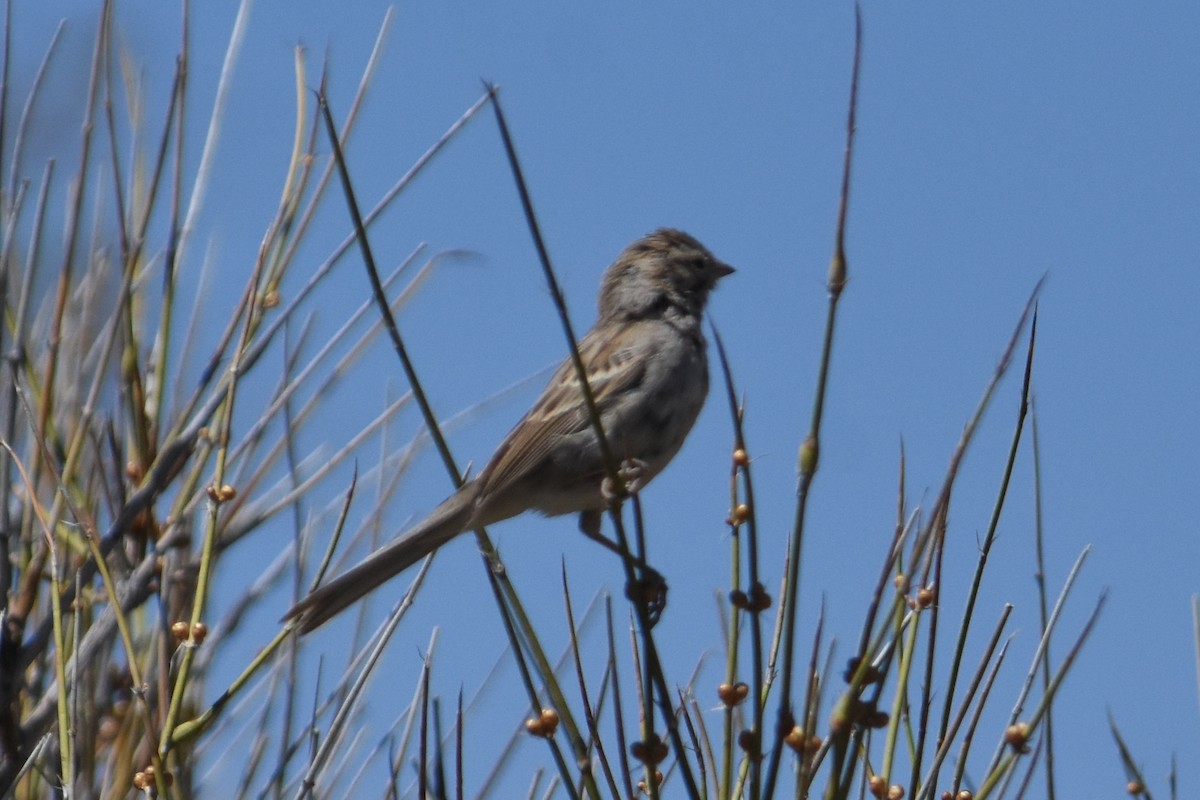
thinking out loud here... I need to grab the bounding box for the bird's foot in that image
[625,565,668,627]
[601,458,647,501]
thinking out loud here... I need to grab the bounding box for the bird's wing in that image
[475,324,647,500]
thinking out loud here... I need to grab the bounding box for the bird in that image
[286,228,734,633]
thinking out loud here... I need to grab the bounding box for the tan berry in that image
[170,621,190,641]
[957,792,974,800]
[206,484,237,502]
[733,448,749,466]
[731,503,750,524]
[191,622,208,644]
[717,682,750,707]
[132,771,150,790]
[539,707,559,735]
[1004,721,1030,750]
[868,774,886,797]
[887,785,905,800]
[916,586,936,608]
[137,765,172,787]
[125,461,143,481]
[893,573,907,591]
[1127,781,1144,794]
[636,771,663,793]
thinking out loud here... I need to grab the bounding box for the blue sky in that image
[18,1,1200,796]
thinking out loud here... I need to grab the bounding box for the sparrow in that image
[286,228,733,633]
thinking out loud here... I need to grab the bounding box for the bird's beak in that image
[714,260,735,278]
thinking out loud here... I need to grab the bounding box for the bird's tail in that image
[285,487,476,634]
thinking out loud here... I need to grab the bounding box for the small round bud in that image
[916,586,936,609]
[887,785,905,800]
[630,735,667,764]
[957,792,974,800]
[525,707,558,738]
[737,729,762,759]
[191,622,208,644]
[1004,722,1030,751]
[733,448,749,466]
[135,764,171,787]
[170,622,190,641]
[1126,781,1144,794]
[717,682,750,707]
[262,289,281,309]
[206,484,237,502]
[868,774,887,797]
[748,583,772,612]
[125,461,143,481]
[636,771,663,793]
[731,504,751,525]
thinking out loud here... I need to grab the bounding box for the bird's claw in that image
[625,566,668,627]
[601,458,648,501]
